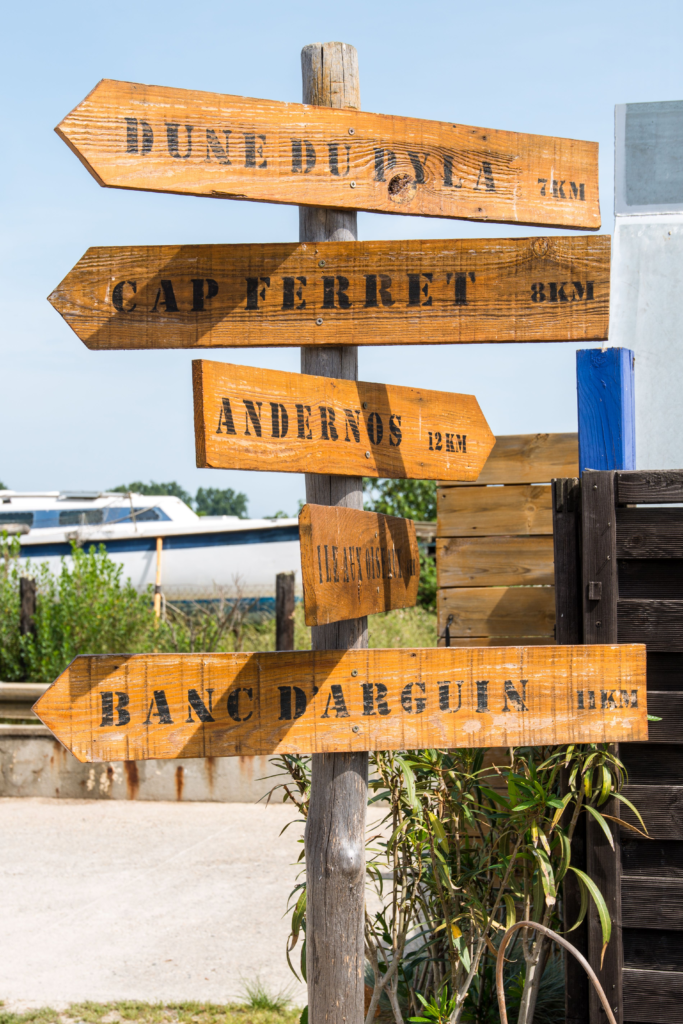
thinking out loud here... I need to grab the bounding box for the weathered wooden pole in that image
[300,42,368,1024]
[276,571,296,651]
[19,577,36,637]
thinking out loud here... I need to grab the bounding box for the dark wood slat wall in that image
[554,469,683,1023]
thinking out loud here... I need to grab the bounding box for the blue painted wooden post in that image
[576,347,636,473]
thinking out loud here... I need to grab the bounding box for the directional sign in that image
[33,644,647,763]
[48,236,610,350]
[299,505,420,625]
[192,360,495,481]
[56,79,601,230]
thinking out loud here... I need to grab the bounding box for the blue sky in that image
[3,0,683,517]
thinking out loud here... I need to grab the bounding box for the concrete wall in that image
[0,732,278,802]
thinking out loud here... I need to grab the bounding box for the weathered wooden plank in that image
[56,79,601,229]
[621,744,683,785]
[436,535,553,588]
[577,347,636,473]
[617,508,683,558]
[438,635,555,648]
[622,877,683,930]
[33,645,647,763]
[437,484,552,537]
[618,599,683,651]
[440,432,578,487]
[582,472,618,643]
[619,559,683,600]
[624,929,683,971]
[617,470,683,505]
[647,652,683,691]
[299,504,419,625]
[552,477,582,645]
[644,691,683,741]
[623,967,683,1023]
[437,586,556,639]
[47,236,611,350]
[621,784,683,839]
[193,360,495,481]
[622,839,683,877]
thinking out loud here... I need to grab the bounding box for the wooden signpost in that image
[56,79,600,229]
[48,40,612,1024]
[299,504,420,625]
[48,235,610,350]
[33,643,647,763]
[192,359,495,480]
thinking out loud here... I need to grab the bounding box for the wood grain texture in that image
[440,431,578,486]
[436,535,554,587]
[621,783,683,839]
[47,236,610,350]
[622,841,683,878]
[298,44,367,1024]
[618,599,683,651]
[437,586,556,639]
[617,508,683,559]
[622,877,683,930]
[642,691,683,742]
[619,560,683,600]
[582,472,618,643]
[617,470,683,505]
[624,929,683,970]
[552,478,583,645]
[299,504,419,625]
[33,644,647,763]
[56,79,601,229]
[193,359,495,481]
[437,484,552,537]
[623,968,683,1024]
[275,572,295,651]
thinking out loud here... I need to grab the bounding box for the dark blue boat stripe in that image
[21,525,300,559]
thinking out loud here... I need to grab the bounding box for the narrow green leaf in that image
[570,866,611,950]
[584,804,615,851]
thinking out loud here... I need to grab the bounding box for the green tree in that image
[363,479,436,521]
[0,481,7,489]
[111,480,194,505]
[195,487,248,518]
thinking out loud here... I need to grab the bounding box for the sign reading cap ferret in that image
[33,644,647,763]
[48,235,610,351]
[192,360,495,481]
[299,505,420,625]
[56,79,600,230]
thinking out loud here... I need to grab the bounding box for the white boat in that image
[0,490,300,603]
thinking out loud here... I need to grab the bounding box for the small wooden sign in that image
[33,644,647,763]
[192,360,495,482]
[56,79,600,230]
[48,236,610,350]
[299,505,420,625]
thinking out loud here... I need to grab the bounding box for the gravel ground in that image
[0,799,307,1011]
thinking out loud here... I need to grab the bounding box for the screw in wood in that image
[316,317,323,325]
[351,669,358,677]
[319,260,326,266]
[352,725,360,733]
[365,451,370,458]
[348,128,355,135]
[350,181,356,188]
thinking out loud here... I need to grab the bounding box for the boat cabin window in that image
[0,512,34,526]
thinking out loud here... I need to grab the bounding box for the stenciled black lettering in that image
[538,178,547,196]
[205,129,232,164]
[570,182,586,201]
[401,681,426,714]
[548,283,569,303]
[278,686,307,721]
[144,690,173,725]
[362,682,391,717]
[343,409,361,443]
[389,414,402,447]
[531,283,546,303]
[296,404,313,439]
[454,271,475,306]
[244,133,267,168]
[216,398,237,435]
[151,280,178,313]
[332,546,339,582]
[502,679,528,713]
[374,148,396,181]
[475,162,495,191]
[328,142,351,177]
[166,123,193,159]
[125,117,153,155]
[191,279,218,312]
[186,689,215,723]
[552,179,566,199]
[227,687,253,722]
[291,139,315,173]
[99,691,130,727]
[320,684,350,719]
[367,412,383,446]
[112,280,137,313]
[319,407,339,441]
[282,276,307,310]
[317,546,323,584]
[475,680,488,713]
[270,403,289,439]
[438,680,462,713]
[407,151,429,184]
[243,400,263,437]
[356,547,363,581]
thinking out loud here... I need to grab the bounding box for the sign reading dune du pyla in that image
[56,79,600,229]
[192,360,495,481]
[48,235,610,351]
[299,505,420,625]
[33,644,647,763]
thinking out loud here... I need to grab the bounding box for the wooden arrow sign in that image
[56,79,600,229]
[299,505,420,625]
[48,235,610,350]
[33,644,647,763]
[192,360,495,481]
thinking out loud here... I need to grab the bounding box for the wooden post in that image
[577,348,635,473]
[20,577,36,636]
[276,571,295,651]
[300,42,368,1024]
[154,537,163,620]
